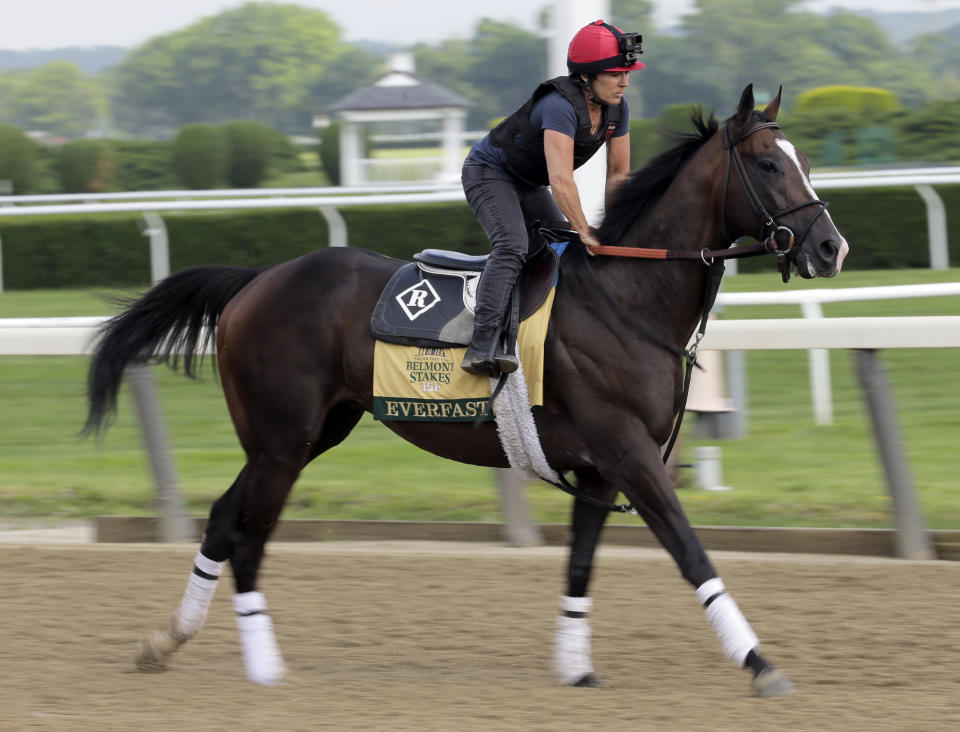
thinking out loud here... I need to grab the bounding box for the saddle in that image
[370,238,560,348]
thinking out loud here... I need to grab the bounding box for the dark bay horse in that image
[84,85,847,695]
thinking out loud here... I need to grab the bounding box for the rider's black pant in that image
[461,160,563,330]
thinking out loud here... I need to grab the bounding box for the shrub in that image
[222,120,273,188]
[110,140,179,191]
[794,86,901,116]
[0,124,38,193]
[56,139,114,193]
[895,100,960,162]
[317,122,341,185]
[268,129,304,174]
[172,124,226,189]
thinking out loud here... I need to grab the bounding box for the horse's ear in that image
[763,86,783,121]
[736,84,755,126]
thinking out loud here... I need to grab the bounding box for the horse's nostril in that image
[818,239,837,261]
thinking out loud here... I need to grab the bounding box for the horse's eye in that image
[759,160,777,173]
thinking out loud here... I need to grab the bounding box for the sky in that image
[1,0,959,50]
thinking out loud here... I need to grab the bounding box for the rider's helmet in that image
[567,20,645,74]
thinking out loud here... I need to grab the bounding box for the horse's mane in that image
[597,110,720,243]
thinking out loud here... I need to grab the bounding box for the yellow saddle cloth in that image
[373,289,555,422]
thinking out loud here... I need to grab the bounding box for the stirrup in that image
[461,346,518,377]
[461,355,499,377]
[495,353,519,374]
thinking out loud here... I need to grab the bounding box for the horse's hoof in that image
[135,630,178,672]
[247,668,287,687]
[571,673,602,688]
[751,667,795,697]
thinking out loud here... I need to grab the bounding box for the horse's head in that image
[720,84,849,279]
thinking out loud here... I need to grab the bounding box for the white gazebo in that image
[328,55,470,186]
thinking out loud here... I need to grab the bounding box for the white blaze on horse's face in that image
[775,139,850,272]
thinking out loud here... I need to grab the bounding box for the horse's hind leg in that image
[135,458,296,684]
[554,469,612,687]
[135,468,246,672]
[134,399,363,684]
[226,401,365,685]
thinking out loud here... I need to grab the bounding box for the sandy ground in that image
[0,537,958,731]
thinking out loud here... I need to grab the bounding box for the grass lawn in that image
[1,267,958,528]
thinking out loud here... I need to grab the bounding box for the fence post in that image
[801,301,833,425]
[319,207,347,247]
[854,349,934,560]
[914,185,949,270]
[126,364,195,543]
[493,469,542,547]
[139,213,169,283]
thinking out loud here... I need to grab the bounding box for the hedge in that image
[0,204,487,289]
[794,86,901,116]
[0,191,954,290]
[56,139,114,193]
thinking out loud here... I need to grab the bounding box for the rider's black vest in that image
[488,76,624,188]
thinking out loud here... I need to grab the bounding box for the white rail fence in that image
[0,166,956,292]
[715,282,960,426]
[2,313,957,558]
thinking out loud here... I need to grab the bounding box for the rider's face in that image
[586,71,630,105]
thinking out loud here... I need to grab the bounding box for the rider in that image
[460,20,644,377]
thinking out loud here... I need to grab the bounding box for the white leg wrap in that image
[233,591,286,686]
[170,550,223,641]
[696,578,758,667]
[553,596,594,685]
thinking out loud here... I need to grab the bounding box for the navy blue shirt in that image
[467,90,630,180]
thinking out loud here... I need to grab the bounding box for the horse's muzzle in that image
[798,237,848,279]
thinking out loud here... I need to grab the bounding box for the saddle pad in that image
[373,288,555,422]
[370,245,559,348]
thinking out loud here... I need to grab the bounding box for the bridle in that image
[583,117,830,283]
[720,120,829,282]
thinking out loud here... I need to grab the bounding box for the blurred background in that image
[1,0,959,192]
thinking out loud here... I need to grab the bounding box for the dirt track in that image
[1,540,958,731]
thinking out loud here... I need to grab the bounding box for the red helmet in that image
[567,20,645,74]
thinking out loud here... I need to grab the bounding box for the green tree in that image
[414,20,544,129]
[112,3,350,135]
[0,124,38,193]
[611,0,654,35]
[308,47,384,114]
[7,62,105,137]
[639,1,936,118]
[906,26,960,99]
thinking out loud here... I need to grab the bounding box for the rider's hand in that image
[580,230,602,256]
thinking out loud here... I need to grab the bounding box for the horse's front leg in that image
[554,469,613,687]
[603,435,794,697]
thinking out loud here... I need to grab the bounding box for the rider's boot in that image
[461,325,518,377]
[462,256,520,377]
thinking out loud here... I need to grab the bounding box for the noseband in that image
[721,120,829,282]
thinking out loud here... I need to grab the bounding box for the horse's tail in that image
[82,265,263,436]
